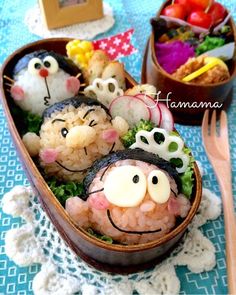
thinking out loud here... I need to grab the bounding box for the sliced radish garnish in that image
[135,94,162,126]
[158,103,174,131]
[109,95,151,128]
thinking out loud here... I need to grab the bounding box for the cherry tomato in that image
[161,4,187,20]
[188,0,214,11]
[187,11,213,29]
[174,0,192,14]
[208,2,226,25]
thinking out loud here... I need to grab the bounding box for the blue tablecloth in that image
[0,0,235,294]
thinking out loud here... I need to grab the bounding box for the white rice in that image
[14,69,76,115]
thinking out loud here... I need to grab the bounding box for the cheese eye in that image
[147,170,171,204]
[28,58,43,75]
[103,165,147,207]
[43,56,59,74]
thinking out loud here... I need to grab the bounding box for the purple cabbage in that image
[155,41,195,74]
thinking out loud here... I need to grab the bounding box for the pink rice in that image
[66,159,191,245]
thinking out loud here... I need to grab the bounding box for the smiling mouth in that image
[56,161,90,173]
[107,210,161,235]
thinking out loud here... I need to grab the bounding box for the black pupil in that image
[44,61,51,68]
[61,128,68,137]
[132,175,139,183]
[34,63,41,69]
[152,176,158,185]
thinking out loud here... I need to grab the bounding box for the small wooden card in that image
[39,0,104,30]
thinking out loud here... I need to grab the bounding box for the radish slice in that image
[158,103,174,131]
[135,94,162,126]
[109,95,151,128]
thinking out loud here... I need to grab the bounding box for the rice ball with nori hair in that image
[29,96,128,182]
[66,149,191,245]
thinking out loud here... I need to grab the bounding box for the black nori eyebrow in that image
[89,120,97,127]
[107,210,161,234]
[100,163,113,181]
[109,142,115,154]
[83,108,96,119]
[87,188,104,195]
[52,118,66,124]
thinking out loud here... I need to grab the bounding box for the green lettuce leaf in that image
[47,178,84,207]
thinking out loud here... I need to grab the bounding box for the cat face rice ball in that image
[10,50,82,115]
[24,96,129,182]
[66,149,191,245]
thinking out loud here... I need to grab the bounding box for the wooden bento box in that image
[0,38,202,273]
[142,0,236,125]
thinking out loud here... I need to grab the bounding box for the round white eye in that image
[103,165,147,207]
[43,56,59,74]
[28,58,43,75]
[147,170,171,204]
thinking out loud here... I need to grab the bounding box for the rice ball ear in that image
[22,132,40,157]
[111,116,129,136]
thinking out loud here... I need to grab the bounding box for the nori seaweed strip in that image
[87,188,104,195]
[13,50,80,76]
[107,210,161,234]
[43,96,110,119]
[83,108,96,119]
[55,161,89,173]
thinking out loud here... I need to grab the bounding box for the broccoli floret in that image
[195,36,225,55]
[121,119,155,148]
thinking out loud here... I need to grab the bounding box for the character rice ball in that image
[9,50,83,115]
[66,149,191,245]
[23,96,129,182]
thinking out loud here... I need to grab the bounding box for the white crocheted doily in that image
[2,165,222,295]
[24,2,114,40]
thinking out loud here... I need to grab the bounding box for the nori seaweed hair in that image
[82,148,182,201]
[42,96,110,119]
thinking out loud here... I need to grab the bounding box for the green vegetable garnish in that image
[179,147,195,198]
[196,36,225,56]
[25,112,42,133]
[220,25,231,34]
[87,228,113,244]
[169,133,195,198]
[180,166,194,198]
[47,178,84,207]
[11,105,42,135]
[121,119,155,148]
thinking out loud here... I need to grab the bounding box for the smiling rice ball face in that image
[35,96,128,182]
[66,149,191,245]
[10,50,82,115]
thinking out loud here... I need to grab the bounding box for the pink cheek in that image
[10,85,25,101]
[101,129,119,143]
[66,77,80,94]
[88,193,110,210]
[167,197,180,215]
[40,148,58,164]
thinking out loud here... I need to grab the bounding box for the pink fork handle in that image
[219,175,236,294]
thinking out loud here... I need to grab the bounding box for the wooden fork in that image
[202,110,236,294]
